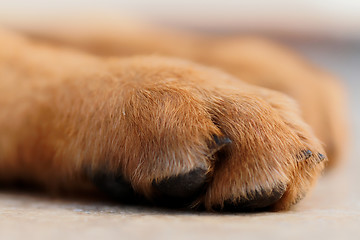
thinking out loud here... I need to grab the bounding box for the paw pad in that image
[152,168,207,206]
[218,185,286,212]
[91,171,136,202]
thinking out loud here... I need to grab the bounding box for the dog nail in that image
[303,150,313,159]
[317,153,326,162]
[297,149,313,161]
[213,135,232,146]
[208,135,232,156]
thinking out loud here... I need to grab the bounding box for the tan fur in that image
[0,23,344,211]
[27,21,347,167]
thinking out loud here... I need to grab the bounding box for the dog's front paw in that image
[84,57,326,211]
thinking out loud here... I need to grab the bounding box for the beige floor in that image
[1,42,359,240]
[0,168,358,240]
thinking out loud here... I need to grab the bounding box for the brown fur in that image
[0,22,346,211]
[26,20,347,167]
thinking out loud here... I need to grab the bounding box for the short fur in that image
[0,22,347,211]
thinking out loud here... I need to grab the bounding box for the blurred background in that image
[0,0,358,87]
[0,0,360,39]
[0,1,359,239]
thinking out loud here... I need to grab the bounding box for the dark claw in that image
[152,168,207,207]
[217,185,286,212]
[303,150,313,159]
[213,135,232,146]
[297,150,313,161]
[297,150,326,164]
[317,153,326,162]
[208,135,232,156]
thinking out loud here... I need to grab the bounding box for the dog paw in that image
[84,57,326,211]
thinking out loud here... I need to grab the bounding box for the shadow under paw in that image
[91,171,137,203]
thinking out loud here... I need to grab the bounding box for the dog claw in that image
[297,149,313,161]
[303,150,313,159]
[213,135,232,146]
[317,153,326,162]
[208,135,232,157]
